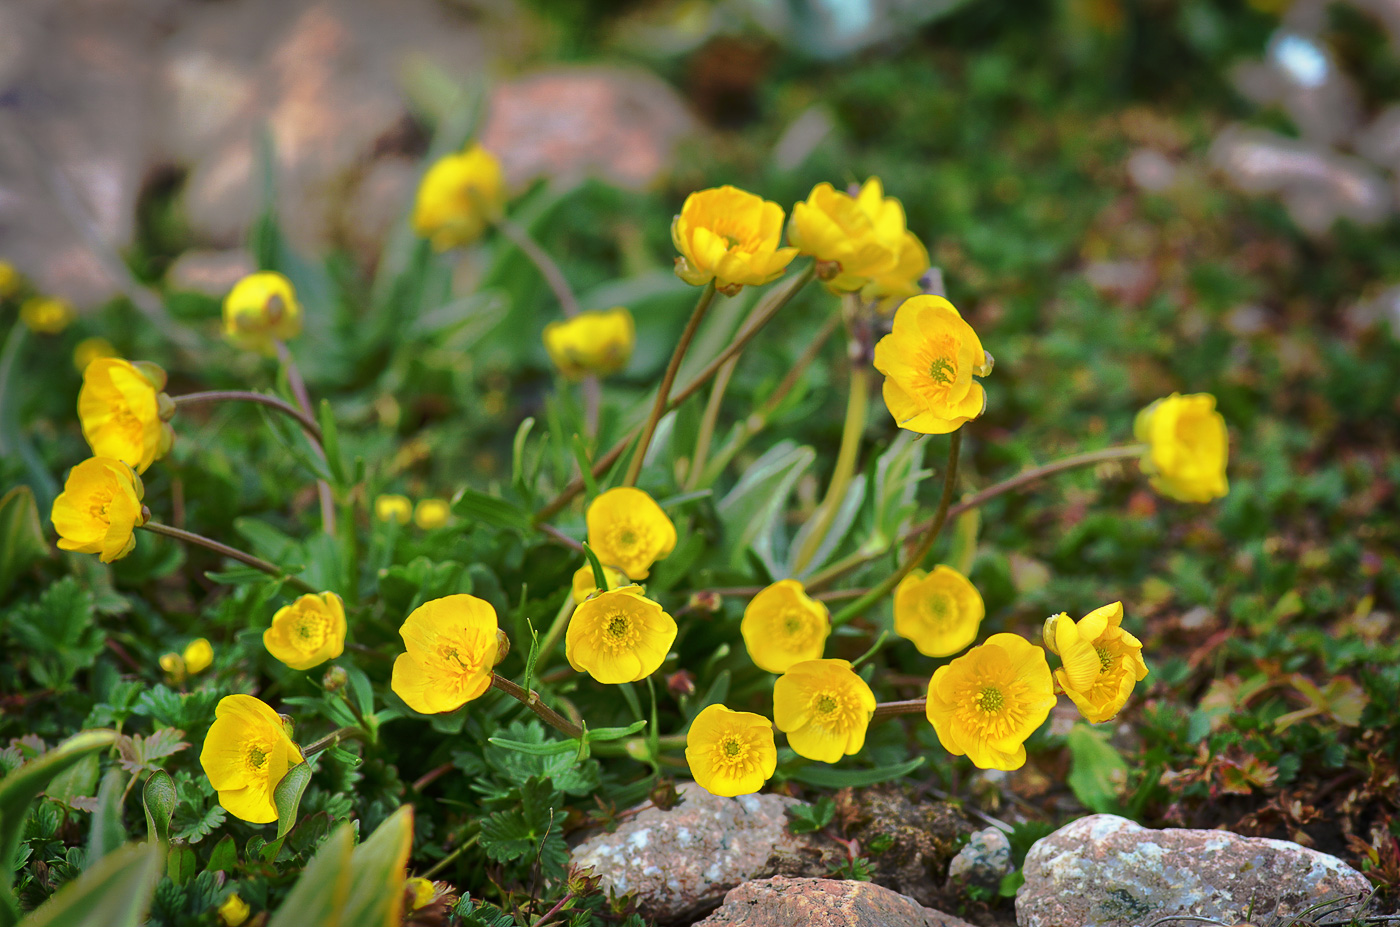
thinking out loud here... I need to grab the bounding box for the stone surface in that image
[166,249,256,297]
[944,826,1011,893]
[570,784,836,924]
[849,786,977,912]
[694,877,977,927]
[1016,813,1372,927]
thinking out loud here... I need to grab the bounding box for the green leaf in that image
[0,486,47,597]
[318,398,348,487]
[17,840,163,927]
[44,754,99,808]
[343,665,375,720]
[142,771,176,845]
[166,845,196,885]
[584,720,647,743]
[205,835,237,874]
[569,434,600,500]
[263,761,314,861]
[716,440,815,572]
[85,769,126,868]
[341,805,413,927]
[947,507,981,577]
[487,737,579,757]
[479,778,565,874]
[1065,723,1127,814]
[786,796,836,835]
[264,824,354,927]
[787,756,925,789]
[581,543,609,594]
[451,487,531,531]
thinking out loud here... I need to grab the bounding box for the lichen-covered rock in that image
[849,786,977,910]
[694,876,978,927]
[1016,814,1372,927]
[944,826,1011,893]
[569,784,836,924]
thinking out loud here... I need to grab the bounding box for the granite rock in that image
[1016,813,1372,927]
[944,826,1011,894]
[694,876,978,927]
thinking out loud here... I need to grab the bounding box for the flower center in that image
[607,615,630,638]
[922,592,952,629]
[595,608,642,653]
[620,530,637,546]
[87,487,116,522]
[928,357,955,384]
[1095,644,1114,673]
[777,608,815,647]
[817,695,837,714]
[290,607,329,650]
[713,733,759,775]
[723,739,742,757]
[977,685,1005,713]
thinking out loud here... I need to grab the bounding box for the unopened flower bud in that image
[1042,613,1067,655]
[814,259,843,282]
[687,590,722,613]
[666,670,695,698]
[157,392,177,421]
[494,629,511,666]
[322,665,349,692]
[649,777,680,811]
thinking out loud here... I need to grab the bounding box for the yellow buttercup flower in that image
[414,498,450,530]
[864,230,930,314]
[585,487,677,580]
[20,296,73,334]
[0,261,19,299]
[264,592,347,671]
[1134,393,1229,502]
[185,638,214,675]
[740,579,830,674]
[1044,602,1148,724]
[893,565,984,658]
[73,337,117,372]
[78,358,175,474]
[685,704,777,797]
[925,632,1056,771]
[412,144,506,251]
[391,594,499,714]
[671,185,797,295]
[571,562,631,604]
[51,457,147,563]
[772,659,876,763]
[406,878,435,911]
[873,295,991,435]
[375,494,412,525]
[199,694,304,824]
[223,271,301,353]
[787,178,906,292]
[543,307,635,380]
[218,892,251,927]
[566,585,676,684]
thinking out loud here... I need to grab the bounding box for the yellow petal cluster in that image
[391,594,500,714]
[161,638,214,681]
[893,565,984,658]
[1134,392,1229,502]
[773,659,876,763]
[414,498,450,530]
[874,296,991,435]
[571,562,631,604]
[925,633,1056,771]
[1045,602,1149,724]
[412,145,506,251]
[73,337,117,372]
[199,694,303,823]
[375,494,412,524]
[543,307,635,380]
[264,592,347,671]
[740,579,830,674]
[78,358,175,474]
[685,704,777,797]
[218,892,251,927]
[788,178,909,292]
[672,186,797,295]
[585,487,677,580]
[51,457,148,563]
[20,296,73,334]
[566,585,676,684]
[864,230,930,313]
[223,272,301,353]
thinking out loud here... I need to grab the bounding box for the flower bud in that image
[494,629,511,666]
[1042,613,1066,655]
[687,590,722,613]
[322,665,349,692]
[649,777,680,811]
[666,669,695,698]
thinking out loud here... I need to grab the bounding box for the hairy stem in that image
[172,390,324,444]
[274,340,336,535]
[140,521,318,594]
[491,674,585,739]
[495,216,581,317]
[300,725,367,756]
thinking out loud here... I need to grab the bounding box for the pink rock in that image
[694,876,977,927]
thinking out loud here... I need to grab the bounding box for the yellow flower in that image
[412,145,506,251]
[20,296,73,334]
[671,185,797,295]
[264,592,346,671]
[51,457,147,563]
[391,594,499,714]
[585,487,677,580]
[772,659,876,763]
[864,230,930,314]
[72,337,117,372]
[185,638,214,675]
[223,271,301,353]
[218,892,251,927]
[375,494,412,525]
[684,704,777,797]
[406,877,435,911]
[159,652,186,680]
[787,178,906,292]
[873,295,991,435]
[571,562,631,604]
[0,261,19,299]
[543,307,635,380]
[78,358,175,474]
[740,579,830,674]
[925,632,1056,771]
[893,565,984,658]
[1044,602,1148,724]
[566,585,676,684]
[1134,392,1229,502]
[414,498,450,530]
[199,694,304,824]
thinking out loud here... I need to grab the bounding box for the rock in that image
[1016,813,1372,927]
[850,785,977,911]
[166,248,256,297]
[944,826,1011,894]
[694,876,977,927]
[569,783,836,924]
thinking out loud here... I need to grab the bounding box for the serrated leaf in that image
[787,756,925,789]
[116,729,189,776]
[17,840,163,927]
[1065,723,1127,814]
[142,771,176,845]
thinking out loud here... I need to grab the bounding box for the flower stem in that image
[274,340,336,536]
[140,520,318,594]
[830,429,962,627]
[490,674,585,739]
[530,892,574,927]
[300,725,367,756]
[791,350,869,574]
[624,282,716,487]
[686,353,736,491]
[494,216,581,317]
[870,698,927,723]
[422,834,479,879]
[172,390,324,444]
